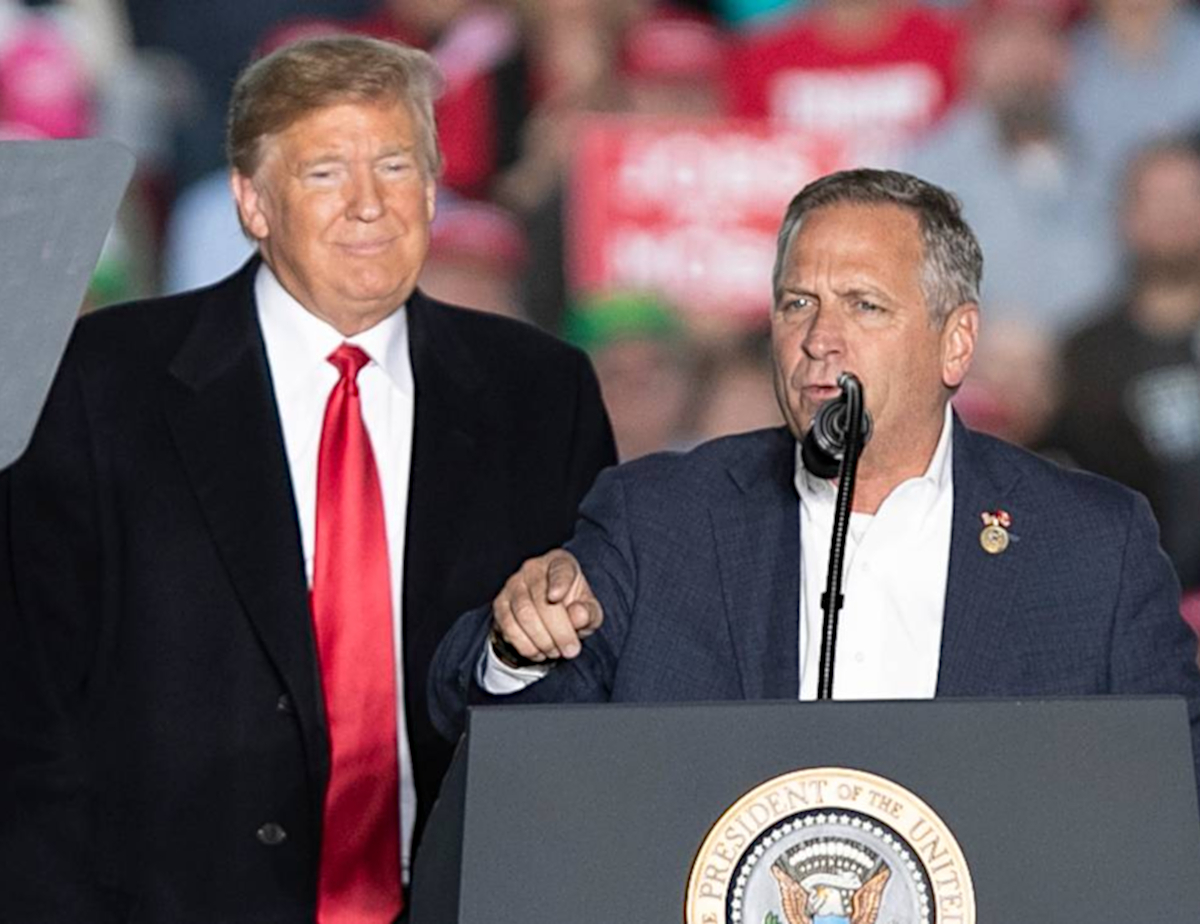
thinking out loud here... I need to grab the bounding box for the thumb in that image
[545,552,581,603]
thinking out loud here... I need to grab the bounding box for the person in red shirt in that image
[726,0,965,164]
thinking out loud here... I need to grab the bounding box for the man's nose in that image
[346,167,384,221]
[801,305,844,360]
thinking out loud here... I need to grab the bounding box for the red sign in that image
[568,115,851,321]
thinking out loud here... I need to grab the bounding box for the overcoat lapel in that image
[402,291,496,666]
[162,261,329,794]
[710,430,799,700]
[937,419,1024,696]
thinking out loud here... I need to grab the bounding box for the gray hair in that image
[227,35,443,179]
[772,168,983,326]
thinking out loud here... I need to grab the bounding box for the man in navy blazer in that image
[430,169,1200,789]
[0,37,614,924]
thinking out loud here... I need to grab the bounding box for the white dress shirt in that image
[255,264,418,880]
[796,403,954,700]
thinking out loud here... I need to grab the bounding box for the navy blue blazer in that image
[431,421,1200,788]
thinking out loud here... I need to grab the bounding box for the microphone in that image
[804,372,871,700]
[801,373,872,479]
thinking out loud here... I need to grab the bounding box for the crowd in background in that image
[6,0,1200,609]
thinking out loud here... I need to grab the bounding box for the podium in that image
[411,697,1200,923]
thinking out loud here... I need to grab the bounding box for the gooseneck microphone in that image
[802,372,871,701]
[800,376,873,480]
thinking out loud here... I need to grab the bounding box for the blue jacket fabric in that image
[431,421,1200,792]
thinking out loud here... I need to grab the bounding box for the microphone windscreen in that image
[801,421,841,479]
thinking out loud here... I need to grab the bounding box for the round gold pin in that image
[980,524,1009,555]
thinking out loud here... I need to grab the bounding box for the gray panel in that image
[0,139,136,468]
[409,735,467,922]
[417,698,1200,924]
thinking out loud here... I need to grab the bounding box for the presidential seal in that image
[685,768,974,924]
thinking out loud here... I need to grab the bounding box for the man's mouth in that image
[801,383,841,402]
[338,238,396,256]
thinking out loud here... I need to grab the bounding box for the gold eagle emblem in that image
[769,838,891,924]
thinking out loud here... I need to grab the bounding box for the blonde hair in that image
[226,35,443,178]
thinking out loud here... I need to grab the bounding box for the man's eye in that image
[856,300,883,313]
[780,296,812,313]
[380,161,410,175]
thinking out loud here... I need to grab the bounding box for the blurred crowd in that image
[7,0,1200,602]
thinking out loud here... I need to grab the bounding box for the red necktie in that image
[310,344,403,923]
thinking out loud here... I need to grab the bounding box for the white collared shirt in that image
[255,264,418,880]
[795,403,954,700]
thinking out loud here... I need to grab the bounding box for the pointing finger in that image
[567,599,602,637]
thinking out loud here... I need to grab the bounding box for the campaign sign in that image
[568,115,850,321]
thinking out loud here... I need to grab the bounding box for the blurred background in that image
[7,0,1200,620]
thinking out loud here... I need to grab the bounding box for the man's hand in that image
[491,550,602,662]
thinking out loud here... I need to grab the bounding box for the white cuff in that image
[477,641,553,694]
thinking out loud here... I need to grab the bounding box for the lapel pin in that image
[979,509,1012,555]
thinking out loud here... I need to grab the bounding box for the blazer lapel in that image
[710,430,799,700]
[162,261,329,788]
[937,419,1024,696]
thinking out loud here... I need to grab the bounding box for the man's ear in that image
[230,170,270,242]
[424,177,436,224]
[941,303,979,389]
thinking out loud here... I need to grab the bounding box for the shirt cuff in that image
[477,641,554,694]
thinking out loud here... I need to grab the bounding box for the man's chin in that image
[340,277,416,310]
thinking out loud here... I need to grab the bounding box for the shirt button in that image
[855,652,865,664]
[256,822,288,846]
[276,694,293,714]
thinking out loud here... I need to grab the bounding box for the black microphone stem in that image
[816,374,867,701]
